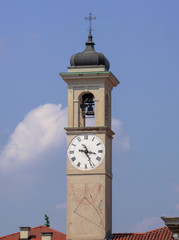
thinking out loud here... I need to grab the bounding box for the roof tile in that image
[0,226,173,240]
[112,227,173,240]
[0,226,65,240]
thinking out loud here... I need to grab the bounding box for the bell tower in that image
[60,16,119,240]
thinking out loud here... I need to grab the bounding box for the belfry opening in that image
[80,92,95,127]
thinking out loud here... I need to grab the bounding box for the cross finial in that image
[85,13,96,36]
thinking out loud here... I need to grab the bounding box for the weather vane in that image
[85,13,96,35]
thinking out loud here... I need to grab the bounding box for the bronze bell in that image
[81,93,95,118]
[85,103,95,116]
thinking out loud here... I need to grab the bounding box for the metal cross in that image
[85,13,96,35]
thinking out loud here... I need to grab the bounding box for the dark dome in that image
[70,35,110,71]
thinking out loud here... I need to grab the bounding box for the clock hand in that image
[79,148,89,156]
[80,144,95,167]
[81,144,91,155]
[79,149,92,163]
[88,151,96,155]
[82,144,89,152]
[83,151,95,167]
[87,157,94,167]
[79,149,85,153]
[85,154,95,168]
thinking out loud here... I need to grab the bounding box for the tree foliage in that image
[44,214,50,227]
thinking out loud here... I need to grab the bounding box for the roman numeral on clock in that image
[77,162,81,167]
[70,151,74,154]
[98,150,103,153]
[77,137,81,142]
[96,156,101,161]
[84,135,88,140]
[71,157,76,162]
[96,142,101,146]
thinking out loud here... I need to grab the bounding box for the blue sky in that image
[0,0,179,236]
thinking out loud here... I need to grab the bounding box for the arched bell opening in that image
[79,92,95,127]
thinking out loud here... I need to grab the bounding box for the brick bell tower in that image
[60,14,119,240]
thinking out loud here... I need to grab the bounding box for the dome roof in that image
[70,35,110,71]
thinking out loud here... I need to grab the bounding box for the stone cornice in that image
[64,126,115,138]
[60,71,119,90]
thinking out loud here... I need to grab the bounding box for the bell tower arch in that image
[60,23,119,240]
[79,92,95,127]
[62,70,117,129]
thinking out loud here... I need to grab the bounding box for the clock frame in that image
[67,134,105,171]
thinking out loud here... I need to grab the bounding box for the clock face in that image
[67,134,105,170]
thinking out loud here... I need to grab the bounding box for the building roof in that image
[0,226,173,240]
[0,225,66,240]
[70,34,110,71]
[112,226,173,240]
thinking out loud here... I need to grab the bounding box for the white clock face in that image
[67,134,105,170]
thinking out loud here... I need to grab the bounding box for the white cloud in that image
[117,216,164,233]
[0,105,129,172]
[112,118,131,152]
[0,104,67,172]
[56,203,66,210]
[131,216,163,233]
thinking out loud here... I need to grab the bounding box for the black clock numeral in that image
[96,142,101,146]
[77,162,81,167]
[98,150,103,153]
[92,137,95,141]
[72,144,76,147]
[77,137,81,142]
[84,135,88,140]
[96,156,101,161]
[71,157,76,162]
[70,151,74,154]
[85,164,87,169]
